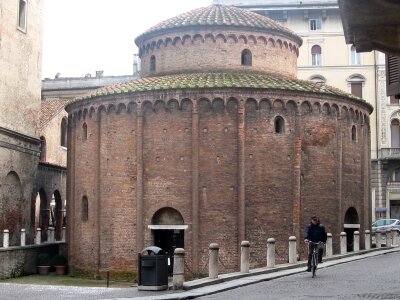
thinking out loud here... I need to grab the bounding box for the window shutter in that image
[386,54,400,97]
[351,82,362,98]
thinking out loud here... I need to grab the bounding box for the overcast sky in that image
[42,0,212,79]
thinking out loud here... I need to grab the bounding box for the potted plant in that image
[52,254,68,275]
[37,253,51,275]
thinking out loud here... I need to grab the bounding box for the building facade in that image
[0,0,43,246]
[66,5,372,277]
[215,0,397,221]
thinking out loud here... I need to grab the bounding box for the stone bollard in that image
[288,236,297,264]
[20,228,26,246]
[386,229,393,247]
[354,231,360,252]
[326,233,333,257]
[376,231,382,248]
[173,248,185,290]
[267,238,276,268]
[340,232,347,254]
[49,227,55,243]
[209,243,219,279]
[240,241,250,273]
[36,228,41,245]
[3,229,9,248]
[62,227,66,242]
[392,229,399,247]
[364,230,371,250]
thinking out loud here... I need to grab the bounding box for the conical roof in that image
[135,4,302,45]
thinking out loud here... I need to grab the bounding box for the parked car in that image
[371,218,400,245]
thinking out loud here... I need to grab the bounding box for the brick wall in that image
[67,90,371,275]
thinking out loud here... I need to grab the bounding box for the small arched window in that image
[241,49,252,66]
[82,196,88,222]
[309,75,326,84]
[391,119,400,148]
[150,55,156,73]
[60,118,68,147]
[82,123,87,140]
[274,116,285,134]
[347,74,365,98]
[39,136,46,162]
[311,45,322,66]
[351,125,357,141]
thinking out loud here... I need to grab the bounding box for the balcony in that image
[379,148,400,160]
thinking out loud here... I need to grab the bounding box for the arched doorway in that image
[344,207,360,252]
[149,207,186,275]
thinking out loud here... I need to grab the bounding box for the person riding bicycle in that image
[304,215,327,272]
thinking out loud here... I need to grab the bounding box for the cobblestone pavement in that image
[198,251,400,300]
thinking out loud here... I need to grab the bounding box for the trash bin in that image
[138,246,168,291]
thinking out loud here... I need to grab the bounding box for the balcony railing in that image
[379,148,400,160]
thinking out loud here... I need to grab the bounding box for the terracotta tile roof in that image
[70,72,371,111]
[135,4,301,45]
[40,99,72,129]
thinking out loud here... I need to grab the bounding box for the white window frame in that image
[350,45,362,65]
[310,19,322,31]
[18,0,27,32]
[311,45,322,66]
[346,74,366,98]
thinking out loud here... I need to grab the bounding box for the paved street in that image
[199,251,400,300]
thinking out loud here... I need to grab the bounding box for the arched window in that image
[82,123,87,140]
[274,116,284,134]
[347,74,365,98]
[351,125,357,141]
[309,75,326,84]
[311,45,322,66]
[350,45,361,65]
[60,118,67,147]
[391,119,400,148]
[82,196,88,222]
[150,55,156,73]
[241,49,252,66]
[39,136,46,162]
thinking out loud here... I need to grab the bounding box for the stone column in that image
[36,228,41,245]
[288,236,297,264]
[392,230,398,247]
[364,230,371,250]
[173,248,185,290]
[340,232,347,254]
[354,231,360,252]
[240,241,250,273]
[20,228,26,246]
[386,229,392,247]
[209,243,219,279]
[62,227,66,242]
[3,230,9,248]
[376,231,382,248]
[326,233,333,257]
[267,238,275,268]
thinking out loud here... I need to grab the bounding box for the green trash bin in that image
[138,246,168,290]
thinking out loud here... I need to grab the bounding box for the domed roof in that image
[135,4,302,46]
[69,72,371,112]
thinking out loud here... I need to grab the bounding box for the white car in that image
[371,219,400,245]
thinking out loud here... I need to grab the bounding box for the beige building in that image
[0,0,43,245]
[216,0,392,221]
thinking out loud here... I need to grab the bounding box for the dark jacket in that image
[304,221,327,243]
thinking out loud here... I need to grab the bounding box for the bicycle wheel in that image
[311,252,317,278]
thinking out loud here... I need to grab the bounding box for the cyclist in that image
[304,215,327,272]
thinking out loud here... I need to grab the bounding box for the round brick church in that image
[65,5,372,277]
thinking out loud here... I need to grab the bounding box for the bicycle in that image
[308,241,324,278]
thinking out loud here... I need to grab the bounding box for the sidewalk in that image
[116,246,400,300]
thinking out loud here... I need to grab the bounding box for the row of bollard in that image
[1,227,66,248]
[171,229,399,290]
